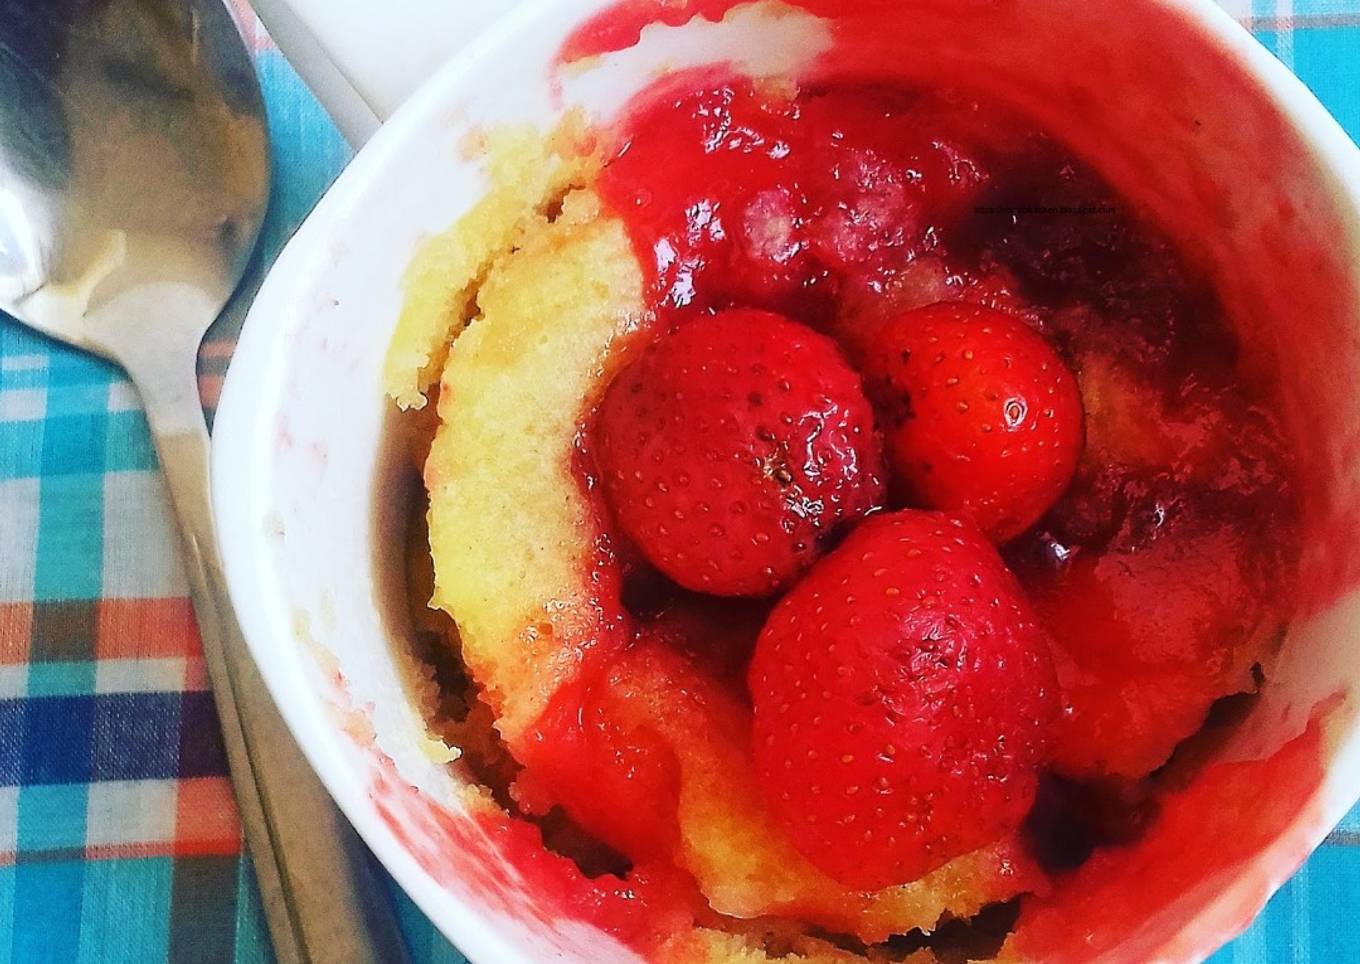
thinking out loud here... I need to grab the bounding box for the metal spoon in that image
[0,2,408,961]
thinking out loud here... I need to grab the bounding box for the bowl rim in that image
[213,1,1360,961]
[214,4,610,961]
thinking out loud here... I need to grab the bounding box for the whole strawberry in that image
[749,510,1057,890]
[594,309,885,597]
[850,302,1083,542]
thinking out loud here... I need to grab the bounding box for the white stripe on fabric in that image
[1276,0,1297,69]
[0,786,17,854]
[0,388,46,422]
[105,381,142,414]
[0,664,26,700]
[93,657,186,694]
[100,471,188,599]
[0,478,40,603]
[1291,862,1311,964]
[83,779,177,849]
[0,354,47,373]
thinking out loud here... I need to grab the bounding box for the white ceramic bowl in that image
[214,1,1360,960]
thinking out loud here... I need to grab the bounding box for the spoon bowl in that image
[0,0,266,365]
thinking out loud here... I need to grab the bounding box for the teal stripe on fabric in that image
[0,862,13,964]
[32,474,104,602]
[1291,0,1360,17]
[0,317,54,358]
[1304,846,1360,962]
[44,384,112,420]
[1222,884,1269,964]
[1290,27,1360,137]
[25,662,97,699]
[16,784,88,853]
[1252,24,1360,143]
[104,410,158,474]
[0,419,42,481]
[10,860,85,963]
[39,414,108,479]
[389,882,470,964]
[43,352,115,391]
[252,51,352,258]
[1279,868,1311,964]
[232,856,275,964]
[1216,855,1340,963]
[75,858,173,964]
[0,326,47,482]
[0,366,45,392]
[1288,861,1311,964]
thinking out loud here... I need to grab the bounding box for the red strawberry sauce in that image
[377,11,1342,957]
[586,72,1302,766]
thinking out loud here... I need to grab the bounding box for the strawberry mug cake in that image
[381,58,1298,964]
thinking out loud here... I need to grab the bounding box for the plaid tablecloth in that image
[0,1,1357,961]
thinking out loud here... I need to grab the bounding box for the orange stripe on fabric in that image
[0,602,33,665]
[173,777,243,857]
[96,598,202,660]
[182,656,210,691]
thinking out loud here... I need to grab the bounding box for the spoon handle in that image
[132,357,411,964]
